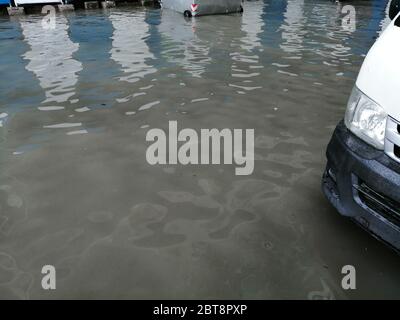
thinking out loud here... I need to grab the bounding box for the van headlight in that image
[344,86,387,150]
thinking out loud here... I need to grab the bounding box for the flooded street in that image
[1,0,399,299]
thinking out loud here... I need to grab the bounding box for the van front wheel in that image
[184,10,192,18]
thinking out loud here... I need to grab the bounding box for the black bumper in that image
[322,121,400,252]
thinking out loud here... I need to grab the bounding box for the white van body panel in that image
[356,15,400,121]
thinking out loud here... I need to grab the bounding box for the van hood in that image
[356,18,400,121]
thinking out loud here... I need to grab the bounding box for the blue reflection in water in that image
[68,12,120,106]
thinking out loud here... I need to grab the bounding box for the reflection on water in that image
[20,15,82,104]
[110,10,156,83]
[241,0,264,51]
[281,0,305,57]
[229,2,264,94]
[1,0,399,300]
[158,10,211,78]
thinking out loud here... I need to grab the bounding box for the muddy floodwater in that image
[0,0,399,299]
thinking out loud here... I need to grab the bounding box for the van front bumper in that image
[322,121,400,252]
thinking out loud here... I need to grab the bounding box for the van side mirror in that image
[389,0,400,20]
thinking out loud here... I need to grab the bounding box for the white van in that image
[322,0,400,252]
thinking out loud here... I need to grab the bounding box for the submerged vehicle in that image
[322,0,400,252]
[160,0,243,17]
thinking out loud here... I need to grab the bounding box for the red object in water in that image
[191,3,198,12]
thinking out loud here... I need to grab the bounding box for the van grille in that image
[354,181,400,226]
[384,117,400,163]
